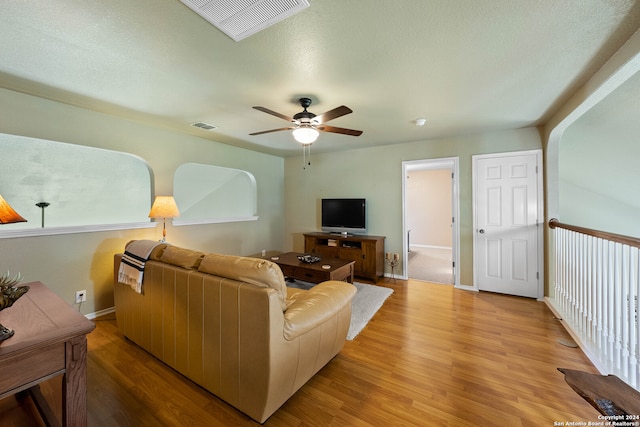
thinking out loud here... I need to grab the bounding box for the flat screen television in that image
[321,198,366,235]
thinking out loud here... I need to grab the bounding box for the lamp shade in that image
[292,127,319,145]
[0,195,27,224]
[149,196,180,219]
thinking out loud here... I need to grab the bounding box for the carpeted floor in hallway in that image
[408,246,453,284]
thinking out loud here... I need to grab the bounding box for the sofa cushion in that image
[148,243,168,261]
[198,254,287,310]
[160,245,205,269]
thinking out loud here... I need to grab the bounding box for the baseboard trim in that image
[85,306,115,320]
[544,297,607,375]
[455,284,477,292]
[410,244,453,250]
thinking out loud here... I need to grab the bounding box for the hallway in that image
[408,246,454,284]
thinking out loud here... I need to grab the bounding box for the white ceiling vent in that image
[179,0,310,42]
[191,121,218,131]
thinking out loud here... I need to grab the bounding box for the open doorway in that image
[402,158,459,286]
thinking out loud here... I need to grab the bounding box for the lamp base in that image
[0,323,15,343]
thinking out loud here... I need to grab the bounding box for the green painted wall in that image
[283,127,542,286]
[0,84,543,313]
[0,87,284,315]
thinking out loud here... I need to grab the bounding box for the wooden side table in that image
[0,281,95,426]
[558,368,640,416]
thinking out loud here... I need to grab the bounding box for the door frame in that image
[402,157,460,287]
[472,149,544,300]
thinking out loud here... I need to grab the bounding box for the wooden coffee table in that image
[265,252,355,284]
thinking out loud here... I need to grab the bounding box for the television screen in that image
[321,198,366,234]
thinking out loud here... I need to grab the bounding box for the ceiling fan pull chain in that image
[302,144,311,169]
[302,144,307,169]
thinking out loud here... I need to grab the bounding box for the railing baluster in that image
[614,242,622,372]
[573,232,579,327]
[594,237,600,349]
[580,233,585,328]
[560,230,566,310]
[601,239,608,363]
[622,244,630,378]
[629,245,635,381]
[585,237,597,341]
[548,219,640,391]
[595,237,603,351]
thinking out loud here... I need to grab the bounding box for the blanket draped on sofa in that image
[117,239,162,293]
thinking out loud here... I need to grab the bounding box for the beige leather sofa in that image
[113,242,356,423]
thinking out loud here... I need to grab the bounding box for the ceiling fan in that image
[250,97,363,145]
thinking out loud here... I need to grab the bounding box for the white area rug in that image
[287,280,394,340]
[347,282,394,340]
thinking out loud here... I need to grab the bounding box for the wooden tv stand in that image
[304,232,385,281]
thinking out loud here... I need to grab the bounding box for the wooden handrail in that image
[549,218,640,249]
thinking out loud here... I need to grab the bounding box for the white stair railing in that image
[548,219,640,390]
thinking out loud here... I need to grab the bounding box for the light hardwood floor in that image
[0,279,600,426]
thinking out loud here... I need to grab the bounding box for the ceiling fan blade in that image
[313,105,352,124]
[252,106,295,122]
[249,126,295,136]
[317,125,363,136]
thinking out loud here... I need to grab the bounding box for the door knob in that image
[479,229,485,234]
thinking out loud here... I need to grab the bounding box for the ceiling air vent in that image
[191,121,218,131]
[179,0,310,42]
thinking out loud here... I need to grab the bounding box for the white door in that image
[473,151,542,298]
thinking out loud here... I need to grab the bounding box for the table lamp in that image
[148,196,180,242]
[0,194,28,342]
[0,194,27,224]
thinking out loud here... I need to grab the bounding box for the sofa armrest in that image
[283,281,356,341]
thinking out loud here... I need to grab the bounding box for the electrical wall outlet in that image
[75,290,87,304]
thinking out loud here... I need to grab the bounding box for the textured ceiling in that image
[1,0,639,157]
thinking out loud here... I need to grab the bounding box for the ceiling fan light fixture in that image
[292,127,319,144]
[250,97,362,147]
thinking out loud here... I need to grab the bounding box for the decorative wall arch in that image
[545,30,640,219]
[0,133,153,237]
[172,163,258,225]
